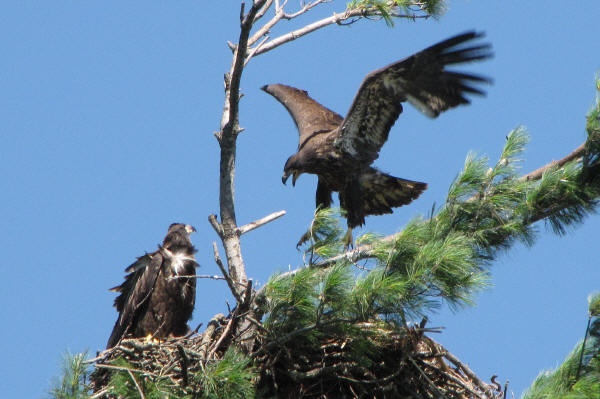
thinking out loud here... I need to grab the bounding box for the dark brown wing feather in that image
[261,84,343,149]
[106,252,163,348]
[337,31,492,164]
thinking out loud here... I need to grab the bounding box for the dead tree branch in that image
[237,210,286,235]
[207,311,237,360]
[248,1,285,47]
[208,214,223,237]
[169,274,227,281]
[251,5,428,57]
[444,348,497,396]
[253,0,274,24]
[213,242,243,305]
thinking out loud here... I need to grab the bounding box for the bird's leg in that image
[342,227,354,249]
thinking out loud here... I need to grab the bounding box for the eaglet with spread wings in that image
[262,31,492,246]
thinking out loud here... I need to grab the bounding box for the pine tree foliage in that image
[196,347,256,399]
[106,358,182,399]
[583,78,600,186]
[302,207,347,260]
[48,351,91,399]
[347,0,446,25]
[522,293,600,399]
[589,292,600,318]
[89,347,256,399]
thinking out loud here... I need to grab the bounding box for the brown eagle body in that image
[106,223,197,349]
[262,31,492,230]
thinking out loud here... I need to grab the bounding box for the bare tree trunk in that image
[209,0,269,352]
[213,1,267,299]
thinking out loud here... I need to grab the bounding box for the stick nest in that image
[89,315,504,398]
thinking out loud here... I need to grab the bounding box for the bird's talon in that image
[342,228,354,249]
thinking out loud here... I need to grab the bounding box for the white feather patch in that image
[161,248,195,275]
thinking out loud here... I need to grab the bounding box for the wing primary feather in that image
[421,31,484,53]
[337,30,492,162]
[444,71,491,83]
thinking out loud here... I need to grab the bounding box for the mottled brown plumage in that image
[106,223,197,349]
[262,31,492,232]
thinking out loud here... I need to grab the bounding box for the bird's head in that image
[282,156,302,186]
[167,223,196,235]
[163,223,197,251]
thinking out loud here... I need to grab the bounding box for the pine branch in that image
[49,351,91,399]
[237,210,286,235]
[523,142,585,181]
[313,139,595,269]
[522,294,600,398]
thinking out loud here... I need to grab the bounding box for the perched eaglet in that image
[106,223,197,349]
[262,31,492,245]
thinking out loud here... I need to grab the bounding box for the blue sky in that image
[1,1,599,397]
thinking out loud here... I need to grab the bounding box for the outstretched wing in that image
[261,84,343,149]
[336,31,492,164]
[106,252,163,348]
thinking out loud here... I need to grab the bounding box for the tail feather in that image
[358,168,427,215]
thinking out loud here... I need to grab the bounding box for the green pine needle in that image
[198,348,256,399]
[522,296,600,399]
[48,351,91,399]
[347,0,445,26]
[589,293,600,317]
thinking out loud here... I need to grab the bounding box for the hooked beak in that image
[185,225,196,234]
[282,171,299,186]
